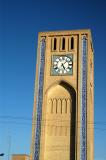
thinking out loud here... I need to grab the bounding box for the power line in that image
[0,115,98,123]
[0,115,32,120]
[0,121,106,132]
[0,115,106,125]
[0,115,106,132]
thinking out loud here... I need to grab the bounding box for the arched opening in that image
[62,37,65,50]
[54,38,57,50]
[41,81,76,160]
[71,37,74,50]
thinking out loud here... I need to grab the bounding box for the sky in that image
[0,0,106,159]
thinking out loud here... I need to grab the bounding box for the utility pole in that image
[7,130,11,160]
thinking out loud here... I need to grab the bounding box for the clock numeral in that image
[54,62,57,65]
[69,66,72,69]
[56,58,59,62]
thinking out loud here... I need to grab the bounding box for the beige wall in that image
[11,154,30,160]
[30,30,94,160]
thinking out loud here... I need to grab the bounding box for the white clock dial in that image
[53,55,73,75]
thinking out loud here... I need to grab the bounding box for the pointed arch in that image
[41,80,76,160]
[45,80,76,95]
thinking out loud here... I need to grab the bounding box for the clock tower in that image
[31,30,94,160]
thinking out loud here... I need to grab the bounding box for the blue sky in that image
[0,0,106,160]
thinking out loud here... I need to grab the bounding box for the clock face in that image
[51,55,73,75]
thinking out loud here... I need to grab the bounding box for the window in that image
[71,37,74,49]
[54,38,57,50]
[68,36,77,52]
[62,37,65,50]
[52,38,57,51]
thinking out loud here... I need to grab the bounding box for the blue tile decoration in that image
[34,37,46,160]
[80,36,87,160]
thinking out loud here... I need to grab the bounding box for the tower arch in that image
[41,81,76,160]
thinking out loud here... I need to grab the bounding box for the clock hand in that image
[63,61,67,64]
[62,63,65,69]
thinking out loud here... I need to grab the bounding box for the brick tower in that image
[31,30,94,160]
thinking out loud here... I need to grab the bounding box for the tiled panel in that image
[34,38,46,160]
[80,36,87,160]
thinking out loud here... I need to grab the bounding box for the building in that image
[11,154,30,160]
[31,30,94,160]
